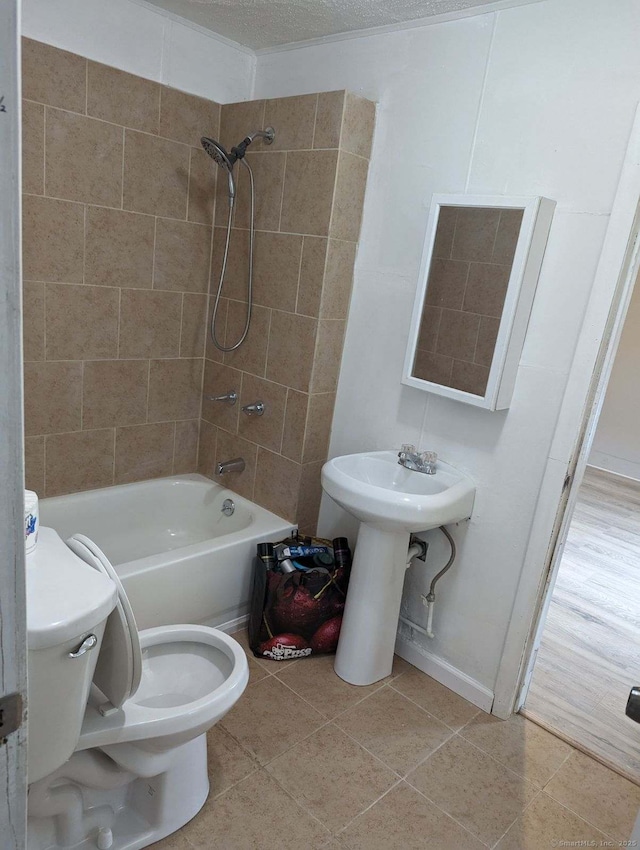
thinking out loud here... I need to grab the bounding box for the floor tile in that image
[341,782,485,850]
[407,735,537,846]
[206,726,257,796]
[220,676,325,765]
[334,685,453,775]
[230,629,271,683]
[182,769,329,850]
[266,724,397,832]
[495,793,610,849]
[148,833,193,849]
[460,711,573,788]
[275,654,390,719]
[544,749,640,842]
[391,667,480,730]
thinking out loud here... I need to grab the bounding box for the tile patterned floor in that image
[152,629,640,849]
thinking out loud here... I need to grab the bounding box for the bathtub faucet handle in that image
[242,401,265,417]
[207,390,238,405]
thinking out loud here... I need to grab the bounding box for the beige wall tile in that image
[24,361,82,437]
[25,436,45,494]
[433,206,457,259]
[263,94,317,151]
[23,281,44,361]
[223,302,271,377]
[123,130,189,218]
[181,293,208,358]
[87,61,160,133]
[159,87,220,147]
[314,91,345,149]
[148,358,203,422]
[310,320,345,393]
[451,207,501,262]
[238,374,287,452]
[197,418,217,477]
[320,240,356,319]
[205,296,227,363]
[330,151,369,241]
[413,349,453,385]
[296,236,327,317]
[46,283,119,361]
[115,422,175,484]
[341,92,376,160]
[297,460,324,534]
[202,360,241,431]
[23,195,84,283]
[154,218,212,293]
[450,359,490,396]
[22,100,44,194]
[281,389,309,463]
[253,448,300,520]
[45,108,123,207]
[83,359,148,429]
[253,231,302,312]
[343,782,485,850]
[85,207,155,288]
[22,38,86,113]
[219,100,265,150]
[173,419,200,474]
[407,735,537,847]
[281,150,338,236]
[218,151,286,232]
[475,315,500,367]
[119,289,182,359]
[435,309,480,361]
[302,393,335,463]
[266,310,317,391]
[463,262,510,318]
[210,227,250,302]
[188,147,217,225]
[416,305,442,354]
[214,428,257,499]
[45,429,115,496]
[425,258,469,310]
[492,209,524,265]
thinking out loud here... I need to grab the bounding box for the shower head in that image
[201,136,236,199]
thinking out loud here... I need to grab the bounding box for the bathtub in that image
[39,474,294,631]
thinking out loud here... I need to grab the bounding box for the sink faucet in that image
[216,457,245,475]
[398,444,437,475]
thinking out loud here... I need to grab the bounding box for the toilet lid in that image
[66,534,142,709]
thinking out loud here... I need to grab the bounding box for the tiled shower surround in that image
[21,38,374,532]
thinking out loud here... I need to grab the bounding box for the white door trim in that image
[492,102,640,718]
[0,0,28,843]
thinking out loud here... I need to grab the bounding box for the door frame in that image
[492,102,640,718]
[0,0,28,844]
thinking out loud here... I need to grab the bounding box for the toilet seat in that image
[66,534,249,752]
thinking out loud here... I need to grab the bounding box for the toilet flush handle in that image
[68,633,98,658]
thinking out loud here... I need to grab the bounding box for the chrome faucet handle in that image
[207,390,238,405]
[242,401,265,417]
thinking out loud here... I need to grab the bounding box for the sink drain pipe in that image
[399,525,456,639]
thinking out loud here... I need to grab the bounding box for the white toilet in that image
[27,527,249,850]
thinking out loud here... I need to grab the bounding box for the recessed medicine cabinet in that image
[402,194,555,410]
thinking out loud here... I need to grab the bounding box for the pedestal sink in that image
[321,450,475,686]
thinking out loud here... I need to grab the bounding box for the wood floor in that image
[524,466,640,783]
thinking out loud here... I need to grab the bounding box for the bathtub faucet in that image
[216,457,245,475]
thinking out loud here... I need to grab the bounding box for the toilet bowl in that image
[27,528,249,850]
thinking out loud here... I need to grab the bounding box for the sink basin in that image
[321,450,475,687]
[322,450,475,532]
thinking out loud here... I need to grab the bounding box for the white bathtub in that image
[39,474,294,630]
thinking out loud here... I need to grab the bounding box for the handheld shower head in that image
[200,136,236,199]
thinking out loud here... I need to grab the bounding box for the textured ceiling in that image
[141,0,522,51]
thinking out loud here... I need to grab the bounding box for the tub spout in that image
[216,457,245,475]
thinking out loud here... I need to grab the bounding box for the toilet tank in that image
[26,527,117,784]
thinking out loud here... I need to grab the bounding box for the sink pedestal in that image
[334,525,409,686]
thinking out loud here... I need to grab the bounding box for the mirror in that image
[403,194,555,410]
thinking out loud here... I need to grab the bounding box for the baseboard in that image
[208,612,249,634]
[587,456,640,484]
[394,633,494,713]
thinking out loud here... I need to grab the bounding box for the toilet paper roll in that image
[25,489,39,554]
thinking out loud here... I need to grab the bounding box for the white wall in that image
[255,0,640,694]
[21,0,255,103]
[590,269,640,480]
